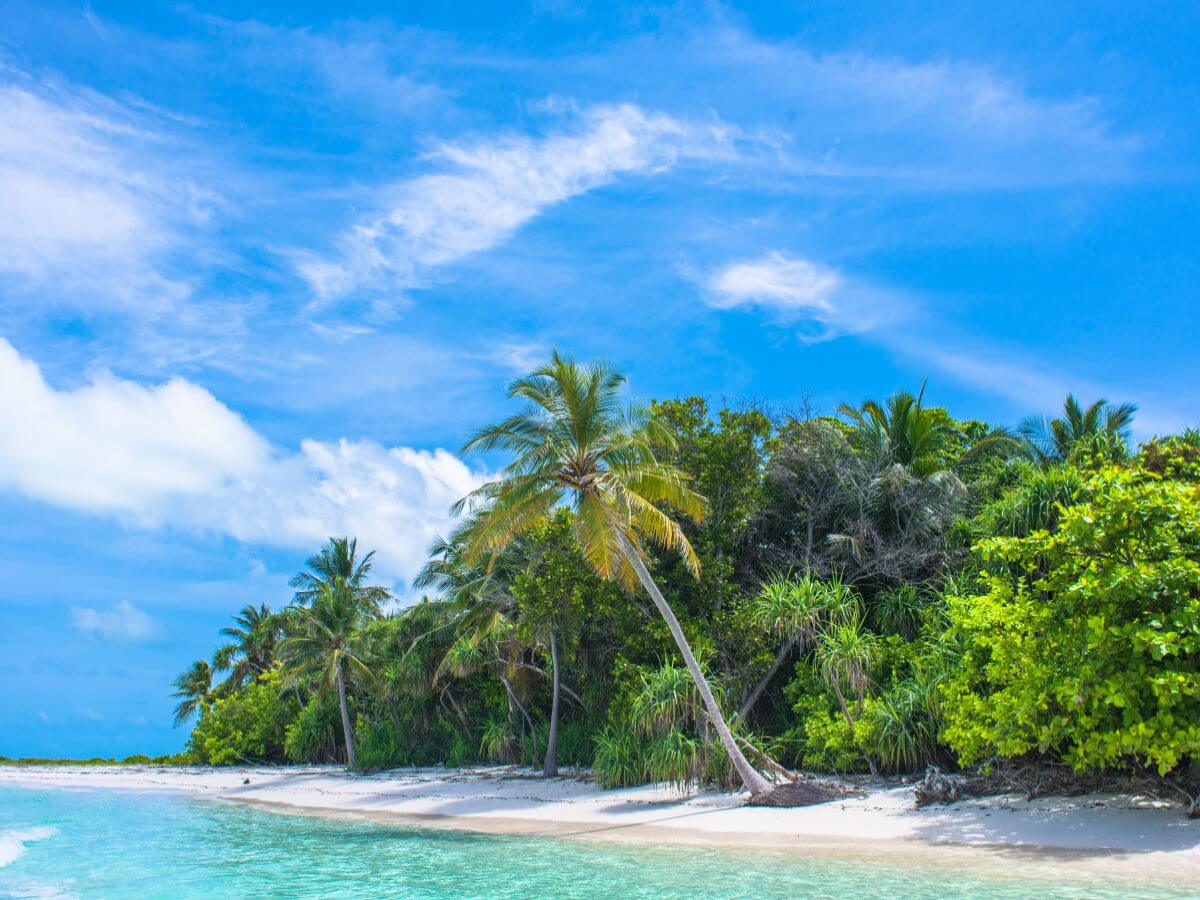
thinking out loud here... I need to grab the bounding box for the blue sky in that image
[1,1,1197,757]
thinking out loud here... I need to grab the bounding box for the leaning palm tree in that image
[171,659,213,727]
[453,351,772,795]
[290,537,392,611]
[1019,394,1138,463]
[280,577,378,769]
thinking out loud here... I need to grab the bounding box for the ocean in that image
[0,785,1192,899]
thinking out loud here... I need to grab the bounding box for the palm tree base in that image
[745,778,855,808]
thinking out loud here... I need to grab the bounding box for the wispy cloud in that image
[679,28,1142,188]
[295,103,732,303]
[70,600,161,642]
[702,252,908,341]
[0,338,482,584]
[704,253,1189,435]
[0,70,218,307]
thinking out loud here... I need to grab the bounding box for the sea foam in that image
[0,827,57,868]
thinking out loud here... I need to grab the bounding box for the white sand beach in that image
[2,765,1198,887]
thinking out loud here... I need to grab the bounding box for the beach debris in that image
[746,779,854,807]
[913,766,962,807]
[243,778,250,785]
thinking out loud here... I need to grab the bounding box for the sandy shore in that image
[3,764,1199,886]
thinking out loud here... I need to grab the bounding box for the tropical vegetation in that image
[171,354,1200,798]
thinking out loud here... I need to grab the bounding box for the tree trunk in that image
[543,630,561,777]
[831,680,876,776]
[500,673,536,736]
[620,538,772,795]
[737,633,798,720]
[335,656,357,770]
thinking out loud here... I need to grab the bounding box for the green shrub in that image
[643,727,700,791]
[798,709,874,773]
[479,718,515,762]
[284,695,341,763]
[556,722,594,767]
[867,670,943,772]
[593,726,645,787]
[355,718,410,771]
[187,668,295,765]
[942,465,1200,775]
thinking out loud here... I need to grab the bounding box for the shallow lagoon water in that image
[0,785,1193,899]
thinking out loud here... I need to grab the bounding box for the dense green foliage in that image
[187,668,296,765]
[173,362,1200,790]
[943,463,1200,774]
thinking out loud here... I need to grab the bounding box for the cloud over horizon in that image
[0,338,483,584]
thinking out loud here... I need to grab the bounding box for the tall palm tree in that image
[290,537,392,611]
[212,603,280,691]
[1019,394,1138,463]
[454,351,773,795]
[171,659,214,727]
[838,382,1017,476]
[281,577,378,769]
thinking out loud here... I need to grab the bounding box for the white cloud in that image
[703,252,906,341]
[0,75,215,304]
[297,103,727,302]
[190,439,482,585]
[0,338,269,513]
[0,339,483,584]
[70,600,161,642]
[708,253,842,313]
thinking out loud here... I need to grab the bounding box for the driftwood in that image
[913,766,962,807]
[913,761,1200,817]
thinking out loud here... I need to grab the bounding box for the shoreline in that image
[3,764,1199,885]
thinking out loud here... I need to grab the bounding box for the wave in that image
[0,827,58,869]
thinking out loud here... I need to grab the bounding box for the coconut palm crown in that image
[1019,394,1138,463]
[453,351,704,585]
[289,536,391,611]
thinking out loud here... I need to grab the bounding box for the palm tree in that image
[838,382,1017,476]
[454,351,773,795]
[290,537,392,611]
[416,528,569,775]
[212,603,280,691]
[280,577,378,769]
[171,660,213,727]
[1019,394,1138,462]
[738,573,857,719]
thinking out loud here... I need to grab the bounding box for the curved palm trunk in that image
[620,540,772,796]
[543,630,561,777]
[335,657,357,770]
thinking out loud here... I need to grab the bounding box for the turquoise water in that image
[0,786,1192,899]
